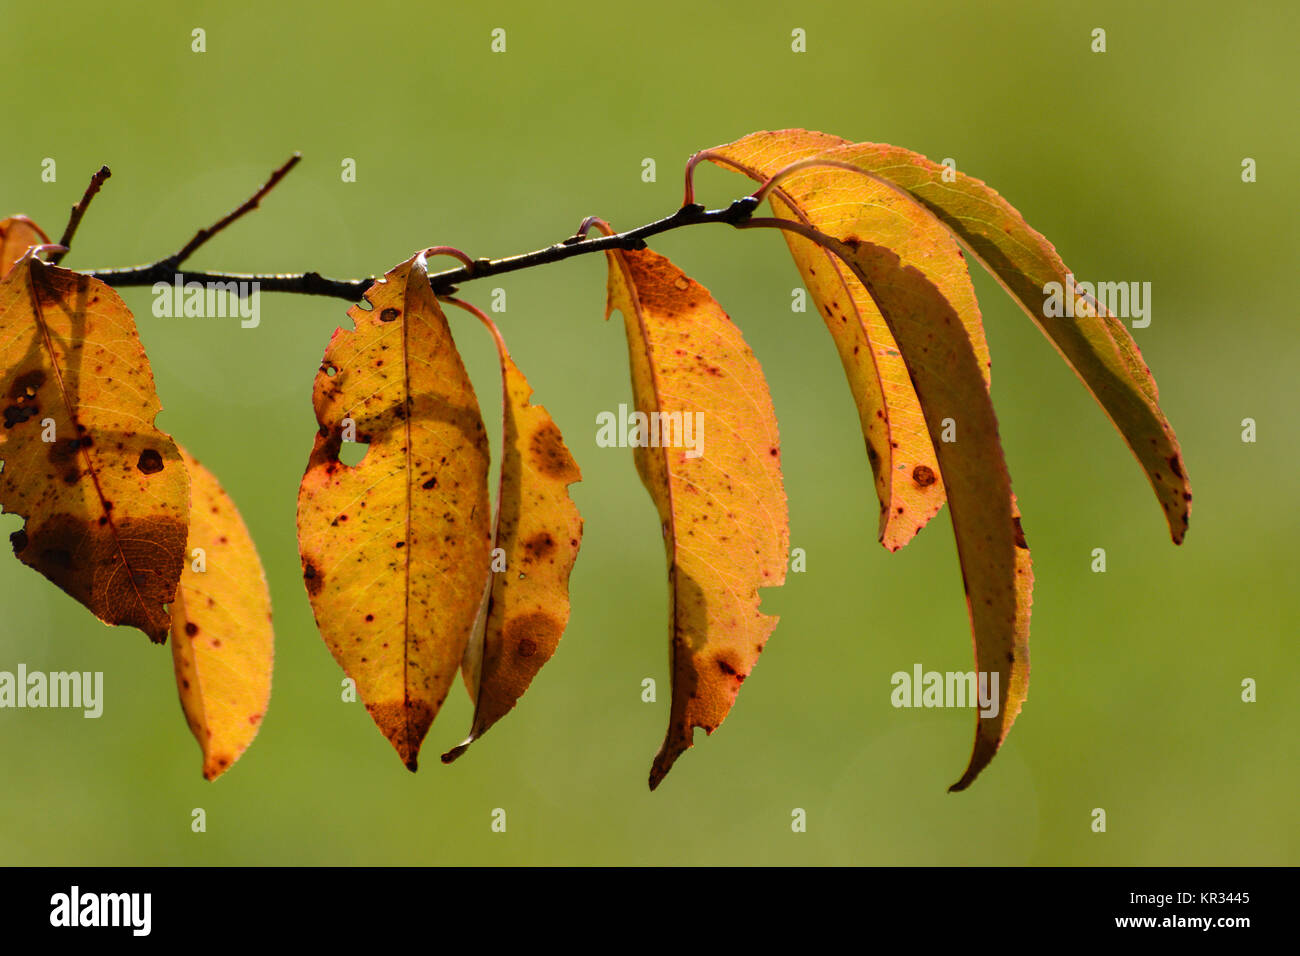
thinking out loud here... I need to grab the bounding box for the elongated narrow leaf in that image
[0,255,189,641]
[171,447,274,780]
[443,316,583,763]
[823,233,1029,789]
[730,130,1190,541]
[297,254,491,770]
[0,217,49,278]
[604,245,789,790]
[706,133,990,550]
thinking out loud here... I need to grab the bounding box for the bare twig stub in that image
[50,165,112,266]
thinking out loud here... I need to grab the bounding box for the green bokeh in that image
[1,0,1295,865]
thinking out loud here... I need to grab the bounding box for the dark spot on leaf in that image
[303,560,323,596]
[422,476,437,490]
[137,449,164,474]
[523,531,556,561]
[3,404,40,428]
[1012,516,1028,549]
[10,529,28,553]
[184,622,199,636]
[912,465,937,488]
[380,308,400,322]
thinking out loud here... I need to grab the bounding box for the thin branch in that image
[83,197,762,302]
[50,166,112,265]
[166,153,302,268]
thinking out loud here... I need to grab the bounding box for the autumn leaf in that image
[0,254,189,642]
[296,253,491,770]
[170,447,274,781]
[797,229,1031,791]
[442,303,583,764]
[731,130,1190,541]
[705,131,990,551]
[0,217,50,278]
[603,244,789,790]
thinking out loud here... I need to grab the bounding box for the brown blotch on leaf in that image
[504,611,563,661]
[15,512,185,642]
[379,308,400,322]
[912,464,937,488]
[365,698,434,772]
[303,560,324,596]
[1168,455,1184,479]
[529,422,576,479]
[137,449,164,474]
[184,621,199,637]
[522,531,556,561]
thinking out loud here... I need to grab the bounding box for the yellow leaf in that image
[296,254,492,771]
[0,255,189,642]
[705,132,990,550]
[752,130,1191,542]
[170,447,274,781]
[827,234,1029,790]
[443,307,583,763]
[0,217,50,278]
[604,245,789,790]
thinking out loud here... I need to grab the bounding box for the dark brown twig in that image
[164,153,302,269]
[84,192,762,302]
[49,166,112,265]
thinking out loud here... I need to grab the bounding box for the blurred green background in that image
[0,0,1295,865]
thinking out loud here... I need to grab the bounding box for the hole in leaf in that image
[339,441,369,467]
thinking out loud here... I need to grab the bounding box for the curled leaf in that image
[0,255,189,642]
[297,254,491,770]
[0,217,50,278]
[604,245,789,790]
[736,130,1190,541]
[443,308,583,763]
[170,447,274,780]
[823,233,1029,790]
[706,132,990,550]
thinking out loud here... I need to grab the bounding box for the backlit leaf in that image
[0,217,50,278]
[819,232,1030,789]
[296,254,491,770]
[705,132,990,550]
[443,309,583,763]
[604,245,789,790]
[0,255,189,642]
[738,130,1190,542]
[170,447,274,781]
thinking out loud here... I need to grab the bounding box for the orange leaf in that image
[0,255,189,642]
[705,132,990,550]
[604,245,789,790]
[171,447,274,781]
[0,217,50,278]
[443,310,583,763]
[742,130,1190,542]
[296,254,492,770]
